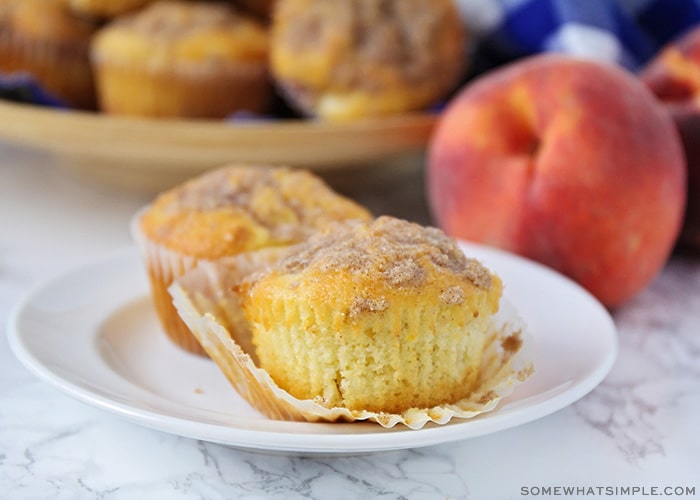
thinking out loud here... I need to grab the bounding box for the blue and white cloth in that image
[456,0,700,70]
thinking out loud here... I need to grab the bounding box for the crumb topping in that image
[274,216,493,291]
[277,0,461,84]
[114,1,253,39]
[152,165,370,244]
[439,286,465,305]
[172,167,272,211]
[383,258,425,288]
[349,296,389,317]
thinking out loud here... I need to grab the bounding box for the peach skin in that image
[428,55,686,307]
[641,26,700,251]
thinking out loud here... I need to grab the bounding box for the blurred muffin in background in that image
[271,0,467,121]
[91,0,272,118]
[67,0,157,19]
[0,0,98,109]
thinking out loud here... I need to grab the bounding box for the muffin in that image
[133,165,372,355]
[239,216,501,413]
[67,0,157,19]
[170,216,532,428]
[271,0,467,120]
[0,0,98,109]
[91,1,272,118]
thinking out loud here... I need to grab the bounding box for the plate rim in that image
[6,245,618,454]
[0,100,437,172]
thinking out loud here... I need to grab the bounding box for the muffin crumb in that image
[501,332,523,358]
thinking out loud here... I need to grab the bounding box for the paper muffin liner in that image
[130,210,204,355]
[169,258,535,429]
[131,209,290,356]
[0,22,95,109]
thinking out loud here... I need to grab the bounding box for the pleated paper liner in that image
[169,257,535,429]
[130,207,288,356]
[130,209,205,355]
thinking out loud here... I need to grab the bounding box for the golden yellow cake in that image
[270,0,467,120]
[0,0,98,109]
[67,0,157,18]
[91,1,271,118]
[237,216,503,413]
[133,165,372,355]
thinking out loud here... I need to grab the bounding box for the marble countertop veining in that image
[1,143,698,500]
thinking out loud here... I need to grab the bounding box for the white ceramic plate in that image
[7,243,617,455]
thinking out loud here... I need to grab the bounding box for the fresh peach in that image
[641,26,700,250]
[427,55,686,307]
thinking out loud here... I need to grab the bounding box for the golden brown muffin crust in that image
[272,216,493,296]
[140,166,371,258]
[114,1,250,39]
[243,216,498,330]
[0,0,96,48]
[271,0,466,117]
[279,0,457,84]
[92,1,269,66]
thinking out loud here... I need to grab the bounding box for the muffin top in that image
[92,1,269,68]
[243,216,500,318]
[271,0,466,116]
[0,0,97,46]
[140,165,372,258]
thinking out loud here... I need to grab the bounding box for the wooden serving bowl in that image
[0,100,437,192]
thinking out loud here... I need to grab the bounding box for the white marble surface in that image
[1,143,699,499]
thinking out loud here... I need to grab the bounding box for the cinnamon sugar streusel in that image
[266,216,493,292]
[142,166,371,258]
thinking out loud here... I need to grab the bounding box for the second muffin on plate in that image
[133,165,372,355]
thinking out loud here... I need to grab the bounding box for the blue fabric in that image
[472,0,700,70]
[0,72,67,108]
